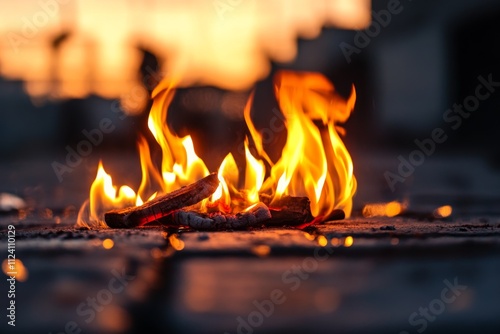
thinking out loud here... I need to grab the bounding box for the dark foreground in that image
[1,215,499,334]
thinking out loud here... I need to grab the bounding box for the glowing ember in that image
[251,245,271,257]
[2,259,28,282]
[169,235,185,251]
[344,236,354,247]
[433,205,453,218]
[78,71,357,228]
[317,235,328,247]
[102,238,115,249]
[362,201,407,218]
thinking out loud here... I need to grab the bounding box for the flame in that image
[86,161,137,226]
[209,153,239,212]
[244,140,266,205]
[147,82,210,192]
[262,71,357,217]
[79,70,357,227]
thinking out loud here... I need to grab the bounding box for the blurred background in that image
[1,0,500,215]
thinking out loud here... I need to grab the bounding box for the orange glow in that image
[344,236,354,247]
[79,71,357,227]
[85,161,137,227]
[169,234,185,251]
[331,237,341,247]
[317,235,328,247]
[147,83,210,192]
[434,205,452,218]
[251,245,271,257]
[243,93,273,166]
[263,71,357,218]
[2,259,28,282]
[362,201,407,218]
[102,238,114,249]
[0,1,370,104]
[244,140,266,204]
[209,153,238,212]
[304,232,316,241]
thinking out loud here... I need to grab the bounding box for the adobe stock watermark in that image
[384,74,500,192]
[51,65,165,183]
[236,107,287,156]
[224,242,335,334]
[214,0,246,20]
[51,117,120,183]
[399,277,467,334]
[339,0,411,64]
[6,0,71,53]
[48,267,135,334]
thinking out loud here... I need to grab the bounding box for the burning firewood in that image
[262,195,344,226]
[105,174,344,230]
[264,196,314,226]
[105,173,219,228]
[167,202,271,230]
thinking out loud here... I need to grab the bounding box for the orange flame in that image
[209,153,239,213]
[78,71,357,227]
[262,71,357,217]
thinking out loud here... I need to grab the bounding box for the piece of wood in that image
[263,196,314,226]
[166,202,271,230]
[262,195,344,227]
[104,173,219,228]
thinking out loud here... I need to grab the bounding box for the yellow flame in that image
[137,136,164,203]
[210,153,239,210]
[243,92,273,166]
[147,82,209,193]
[244,140,266,204]
[81,71,357,227]
[87,161,137,226]
[263,71,357,218]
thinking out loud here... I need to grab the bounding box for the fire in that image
[78,71,357,227]
[261,71,357,218]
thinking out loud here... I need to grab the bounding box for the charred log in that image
[105,173,219,228]
[264,196,314,226]
[164,202,271,230]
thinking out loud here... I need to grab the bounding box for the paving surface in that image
[1,213,500,334]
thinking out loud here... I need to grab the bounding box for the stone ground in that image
[1,213,499,334]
